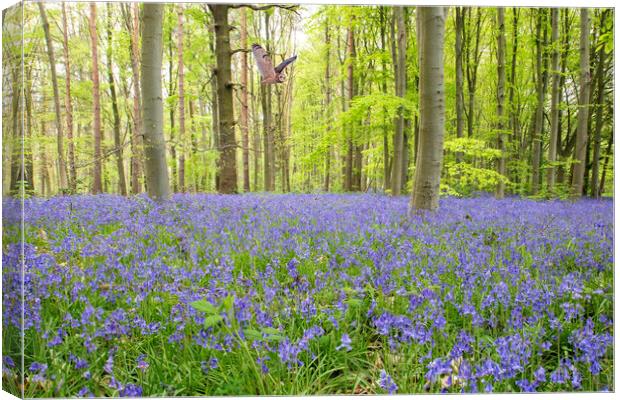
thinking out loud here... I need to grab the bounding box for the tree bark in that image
[345,17,355,191]
[122,3,144,194]
[177,6,186,192]
[106,3,127,196]
[531,9,545,195]
[141,3,170,201]
[323,19,332,192]
[410,7,446,212]
[61,2,76,193]
[455,7,465,163]
[546,8,560,192]
[210,4,238,193]
[261,12,275,191]
[571,9,590,197]
[89,3,102,194]
[380,7,391,191]
[38,2,68,191]
[240,8,251,192]
[465,7,482,138]
[390,6,406,196]
[495,7,506,199]
[589,10,608,198]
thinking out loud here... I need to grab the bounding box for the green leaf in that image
[222,295,235,312]
[244,328,263,341]
[260,327,281,335]
[266,334,285,342]
[204,315,224,328]
[190,300,218,315]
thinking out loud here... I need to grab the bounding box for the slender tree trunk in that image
[571,9,590,197]
[380,7,391,190]
[508,8,519,189]
[345,17,355,191]
[24,69,34,193]
[323,19,332,192]
[61,2,76,193]
[211,70,220,191]
[531,9,545,195]
[38,2,68,191]
[240,8,250,192]
[177,6,186,192]
[106,4,127,196]
[124,3,144,194]
[250,65,260,191]
[168,24,178,193]
[455,7,464,163]
[546,8,560,192]
[89,3,102,194]
[598,133,612,197]
[390,6,406,196]
[261,12,275,191]
[141,3,170,201]
[210,4,238,193]
[465,8,482,138]
[495,8,506,199]
[410,7,446,212]
[590,10,608,198]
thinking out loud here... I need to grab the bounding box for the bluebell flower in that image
[378,370,398,394]
[336,333,352,351]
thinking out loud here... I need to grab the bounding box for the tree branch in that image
[231,48,252,55]
[229,4,300,16]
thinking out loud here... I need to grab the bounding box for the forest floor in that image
[2,194,614,396]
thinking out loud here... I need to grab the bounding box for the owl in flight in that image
[252,43,297,84]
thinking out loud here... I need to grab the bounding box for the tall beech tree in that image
[38,2,68,191]
[106,3,127,196]
[495,8,506,199]
[89,3,102,194]
[141,3,170,201]
[571,9,590,197]
[411,7,446,212]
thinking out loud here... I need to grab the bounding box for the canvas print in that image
[1,1,614,397]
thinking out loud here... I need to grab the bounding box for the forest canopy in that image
[2,3,614,200]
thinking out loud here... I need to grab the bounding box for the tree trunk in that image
[323,19,331,192]
[589,10,608,198]
[261,12,274,192]
[89,3,102,194]
[465,7,482,138]
[546,8,560,193]
[106,4,127,196]
[38,2,68,191]
[455,7,465,163]
[380,7,391,191]
[410,7,446,212]
[598,132,612,197]
[250,63,260,191]
[61,2,76,193]
[390,6,406,196]
[177,6,186,192]
[495,8,506,199]
[240,8,251,192]
[141,3,170,201]
[571,9,590,198]
[531,9,545,195]
[210,4,238,193]
[123,3,144,195]
[345,18,355,191]
[168,22,178,193]
[508,8,519,189]
[211,69,220,191]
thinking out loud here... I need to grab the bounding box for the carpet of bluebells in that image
[1,194,614,396]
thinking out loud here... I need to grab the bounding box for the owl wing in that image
[252,44,276,80]
[274,55,298,74]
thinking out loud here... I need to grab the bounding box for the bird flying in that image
[252,43,297,84]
